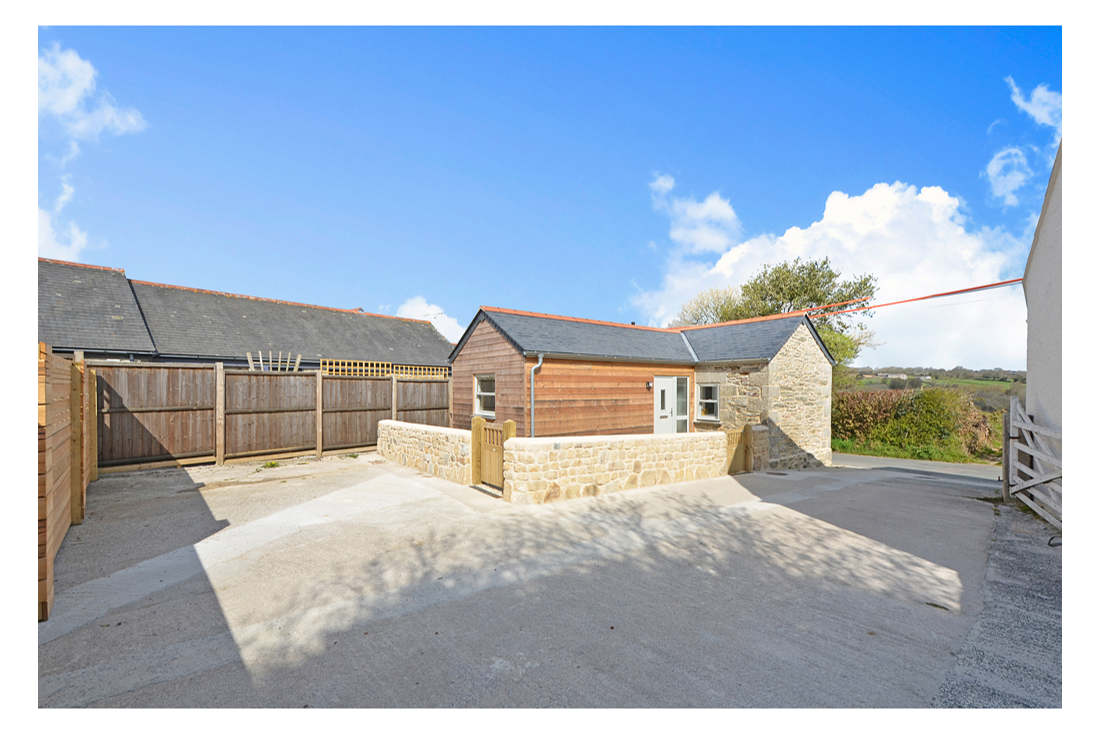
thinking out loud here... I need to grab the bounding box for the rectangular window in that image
[474,374,496,418]
[697,383,719,421]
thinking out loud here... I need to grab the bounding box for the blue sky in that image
[38,26,1061,368]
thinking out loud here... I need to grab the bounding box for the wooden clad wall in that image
[395,379,449,427]
[39,344,72,621]
[96,364,215,465]
[322,375,391,450]
[225,371,315,458]
[450,318,528,433]
[526,357,695,437]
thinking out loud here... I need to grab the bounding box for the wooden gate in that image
[482,424,505,488]
[1003,397,1062,529]
[471,416,515,490]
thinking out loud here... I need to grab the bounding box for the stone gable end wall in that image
[764,322,832,469]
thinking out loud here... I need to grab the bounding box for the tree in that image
[675,257,878,391]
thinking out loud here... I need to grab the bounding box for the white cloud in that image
[649,172,742,254]
[1005,76,1062,136]
[985,147,1033,207]
[39,208,88,261]
[54,176,74,214]
[649,174,675,196]
[634,180,1027,369]
[38,43,146,145]
[396,296,465,342]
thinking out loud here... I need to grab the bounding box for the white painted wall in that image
[1023,146,1062,437]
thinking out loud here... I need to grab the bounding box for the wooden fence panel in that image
[395,379,449,427]
[91,363,452,467]
[95,364,216,465]
[225,371,316,457]
[322,375,391,450]
[39,344,72,621]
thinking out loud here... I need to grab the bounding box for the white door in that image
[654,376,689,434]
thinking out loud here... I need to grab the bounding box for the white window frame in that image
[474,374,496,419]
[696,382,720,422]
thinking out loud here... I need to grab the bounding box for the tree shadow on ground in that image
[226,482,975,707]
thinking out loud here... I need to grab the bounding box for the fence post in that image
[1002,409,1011,501]
[316,370,324,457]
[391,374,398,421]
[69,360,84,525]
[89,369,98,482]
[471,415,485,485]
[215,363,225,465]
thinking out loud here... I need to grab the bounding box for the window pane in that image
[660,390,666,410]
[479,395,495,413]
[676,378,688,415]
[478,376,495,394]
[676,418,688,433]
[701,401,717,417]
[700,385,717,401]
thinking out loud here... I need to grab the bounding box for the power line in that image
[808,278,1023,319]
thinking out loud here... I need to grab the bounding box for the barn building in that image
[38,258,453,371]
[449,306,836,469]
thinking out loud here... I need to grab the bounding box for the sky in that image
[37,26,1061,369]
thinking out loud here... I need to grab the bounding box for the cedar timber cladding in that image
[450,317,527,433]
[39,344,72,621]
[528,357,694,437]
[448,306,835,441]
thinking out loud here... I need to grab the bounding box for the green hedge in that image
[832,387,995,462]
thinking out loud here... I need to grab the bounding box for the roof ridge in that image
[480,305,678,333]
[675,311,809,330]
[480,304,808,333]
[38,257,125,274]
[131,279,433,325]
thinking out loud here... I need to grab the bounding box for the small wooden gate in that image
[1003,397,1062,529]
[471,416,515,490]
[482,424,505,488]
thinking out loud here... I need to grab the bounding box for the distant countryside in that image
[832,366,1026,464]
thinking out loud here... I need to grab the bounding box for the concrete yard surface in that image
[38,453,1061,707]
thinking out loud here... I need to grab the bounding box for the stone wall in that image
[503,432,727,504]
[691,322,831,471]
[764,322,832,469]
[692,361,768,432]
[377,419,472,484]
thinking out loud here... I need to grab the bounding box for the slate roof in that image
[480,310,693,363]
[132,281,452,365]
[681,316,825,363]
[450,307,835,366]
[37,259,156,354]
[38,258,453,365]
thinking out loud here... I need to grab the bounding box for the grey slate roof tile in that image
[131,282,453,365]
[483,310,693,362]
[450,308,834,365]
[38,260,155,353]
[38,259,453,365]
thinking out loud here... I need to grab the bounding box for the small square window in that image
[475,374,496,418]
[697,383,719,420]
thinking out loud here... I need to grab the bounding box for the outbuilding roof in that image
[37,258,156,355]
[449,306,835,365]
[38,258,453,365]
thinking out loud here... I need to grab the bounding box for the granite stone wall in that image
[692,322,831,471]
[503,432,727,504]
[763,323,832,469]
[377,419,472,484]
